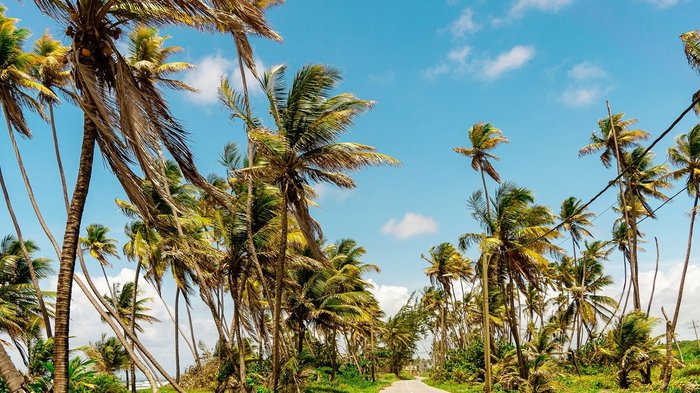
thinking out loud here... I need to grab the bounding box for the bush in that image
[438,337,514,382]
[80,373,128,393]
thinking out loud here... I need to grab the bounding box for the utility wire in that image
[499,95,700,254]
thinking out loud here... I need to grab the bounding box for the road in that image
[381,378,449,393]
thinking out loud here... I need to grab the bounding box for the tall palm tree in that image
[661,124,700,388]
[26,3,277,390]
[80,224,120,301]
[103,281,160,333]
[249,64,399,389]
[454,122,509,214]
[680,30,700,113]
[30,32,72,208]
[460,183,561,379]
[0,6,55,344]
[580,112,649,311]
[559,197,594,267]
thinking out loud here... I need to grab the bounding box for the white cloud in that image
[494,0,574,24]
[604,260,700,340]
[450,8,480,38]
[367,279,410,318]
[568,62,607,80]
[313,183,353,204]
[382,212,438,240]
[184,53,263,104]
[368,69,396,84]
[561,86,603,107]
[643,0,678,8]
[481,45,535,80]
[423,45,533,81]
[559,62,611,107]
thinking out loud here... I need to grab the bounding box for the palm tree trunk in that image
[54,115,98,393]
[77,253,181,393]
[481,252,492,392]
[0,343,27,393]
[131,259,142,393]
[663,191,699,388]
[506,274,527,379]
[156,292,198,358]
[646,237,660,316]
[101,264,117,305]
[271,186,288,391]
[175,288,181,383]
[0,166,53,339]
[48,102,70,212]
[229,274,247,392]
[2,109,54,338]
[606,101,641,311]
[186,304,201,368]
[73,275,161,393]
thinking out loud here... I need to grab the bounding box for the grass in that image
[136,388,211,393]
[304,372,411,393]
[424,361,700,393]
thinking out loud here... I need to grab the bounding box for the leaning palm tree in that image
[660,124,700,388]
[0,7,55,346]
[103,281,160,334]
[247,64,399,389]
[680,30,700,113]
[27,2,277,390]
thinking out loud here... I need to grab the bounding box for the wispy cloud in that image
[368,69,396,84]
[184,53,264,104]
[482,45,536,80]
[560,61,612,107]
[313,183,353,204]
[643,0,678,8]
[381,212,438,240]
[494,0,574,24]
[423,45,534,81]
[449,7,481,38]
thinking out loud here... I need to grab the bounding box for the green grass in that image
[304,373,409,393]
[137,388,211,393]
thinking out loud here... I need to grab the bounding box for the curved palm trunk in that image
[175,287,181,383]
[662,191,699,389]
[646,237,660,316]
[0,342,28,393]
[47,102,70,212]
[481,252,492,392]
[73,275,161,393]
[131,260,142,393]
[506,274,527,379]
[186,304,201,368]
[0,166,53,339]
[271,187,288,391]
[77,253,182,393]
[2,110,54,338]
[229,274,247,392]
[54,115,98,393]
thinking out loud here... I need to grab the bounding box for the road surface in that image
[381,378,449,393]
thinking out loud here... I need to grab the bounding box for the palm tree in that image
[680,30,700,113]
[104,281,160,333]
[248,64,399,389]
[580,111,650,311]
[80,334,130,376]
[460,183,561,379]
[0,235,53,393]
[25,3,277,390]
[660,124,700,388]
[454,122,509,214]
[601,311,662,389]
[30,32,72,208]
[80,224,120,301]
[0,7,56,344]
[422,242,469,365]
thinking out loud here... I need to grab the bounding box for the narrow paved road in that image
[381,378,448,393]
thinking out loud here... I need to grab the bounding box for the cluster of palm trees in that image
[0,0,408,392]
[420,78,700,389]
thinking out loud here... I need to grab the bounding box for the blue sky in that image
[3,0,700,371]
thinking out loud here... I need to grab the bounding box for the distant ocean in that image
[132,379,168,390]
